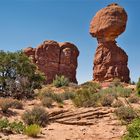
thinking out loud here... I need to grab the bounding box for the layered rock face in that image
[90,3,130,82]
[23,40,79,84]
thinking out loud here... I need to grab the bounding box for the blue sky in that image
[0,0,140,84]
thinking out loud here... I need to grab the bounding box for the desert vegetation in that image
[0,51,140,139]
[22,106,49,127]
[0,51,45,99]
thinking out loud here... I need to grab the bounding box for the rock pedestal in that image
[23,40,79,84]
[90,3,130,82]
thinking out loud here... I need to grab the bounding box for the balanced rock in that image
[90,3,130,82]
[23,40,79,84]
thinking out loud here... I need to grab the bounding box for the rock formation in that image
[23,40,79,84]
[89,3,130,82]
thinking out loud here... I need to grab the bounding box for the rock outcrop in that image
[23,40,79,84]
[90,3,130,82]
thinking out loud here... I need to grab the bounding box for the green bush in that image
[0,98,13,113]
[116,86,132,98]
[0,118,25,134]
[58,92,75,101]
[98,88,118,99]
[25,124,41,137]
[72,89,91,107]
[0,51,45,99]
[39,90,74,104]
[80,81,101,93]
[128,96,139,103]
[0,118,9,132]
[110,78,122,87]
[98,86,132,98]
[60,92,75,100]
[22,106,49,127]
[38,87,53,100]
[0,102,11,113]
[53,75,69,88]
[50,93,64,103]
[39,89,63,103]
[72,89,101,107]
[41,97,53,108]
[9,121,25,134]
[0,98,23,112]
[72,85,132,108]
[38,86,75,104]
[123,118,140,140]
[11,99,23,109]
[82,93,101,107]
[101,94,114,106]
[112,100,124,108]
[115,106,136,122]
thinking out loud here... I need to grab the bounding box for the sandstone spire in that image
[90,3,130,82]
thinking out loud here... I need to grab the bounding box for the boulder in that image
[90,3,127,42]
[90,3,130,82]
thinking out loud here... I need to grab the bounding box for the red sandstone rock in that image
[59,42,79,83]
[23,47,36,63]
[90,3,127,42]
[90,3,130,82]
[24,40,79,84]
[93,41,130,82]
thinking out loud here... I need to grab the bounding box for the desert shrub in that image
[112,100,124,108]
[39,90,74,104]
[123,118,140,140]
[60,92,75,100]
[25,124,41,137]
[80,81,101,93]
[115,106,136,122]
[53,75,69,88]
[72,89,101,107]
[0,98,13,113]
[50,92,75,103]
[0,51,45,99]
[128,96,140,103]
[41,97,53,108]
[116,86,132,98]
[0,118,9,132]
[72,89,91,107]
[38,86,75,104]
[136,78,140,95]
[109,78,122,87]
[83,93,100,107]
[38,87,53,100]
[98,88,118,99]
[98,86,132,98]
[0,118,25,134]
[101,94,114,106]
[0,102,11,113]
[9,121,25,134]
[50,93,64,103]
[11,99,23,109]
[22,106,49,127]
[0,98,23,112]
[38,87,63,103]
[73,86,132,108]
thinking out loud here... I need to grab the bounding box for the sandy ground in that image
[0,99,126,140]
